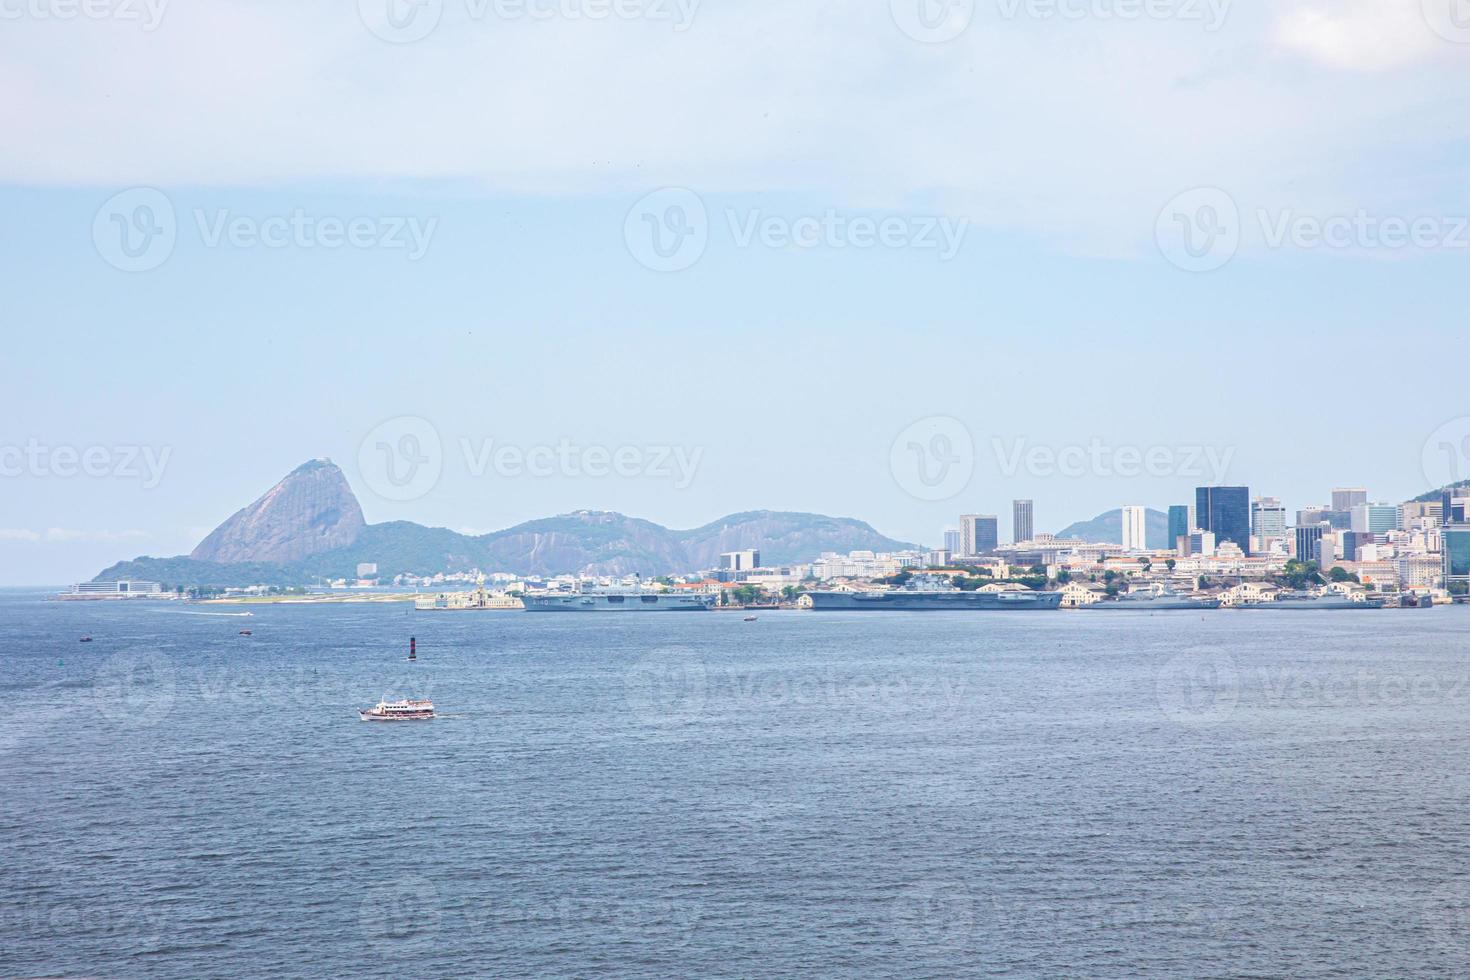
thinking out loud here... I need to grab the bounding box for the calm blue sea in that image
[5,593,1470,978]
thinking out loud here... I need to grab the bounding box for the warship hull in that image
[523,592,715,611]
[805,591,1062,611]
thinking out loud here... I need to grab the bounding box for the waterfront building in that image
[1444,526,1470,587]
[1121,505,1147,551]
[1012,499,1033,545]
[65,580,163,597]
[1398,555,1443,588]
[721,549,761,572]
[960,514,999,557]
[1196,486,1251,555]
[1332,488,1369,512]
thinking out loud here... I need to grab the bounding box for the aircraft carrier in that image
[522,590,715,611]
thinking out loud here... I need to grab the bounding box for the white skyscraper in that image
[1121,505,1147,551]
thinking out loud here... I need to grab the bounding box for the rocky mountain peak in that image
[190,459,366,563]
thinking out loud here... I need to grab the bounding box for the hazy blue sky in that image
[5,0,1470,584]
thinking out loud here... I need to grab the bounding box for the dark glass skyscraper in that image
[1295,524,1325,565]
[1167,505,1190,552]
[1196,486,1251,555]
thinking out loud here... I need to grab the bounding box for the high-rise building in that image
[1332,487,1369,513]
[1446,494,1470,525]
[1297,505,1330,527]
[959,514,998,557]
[1400,501,1443,530]
[1120,505,1147,551]
[1294,524,1326,565]
[1251,496,1287,539]
[1012,499,1033,544]
[1167,505,1191,553]
[1317,533,1337,567]
[943,528,961,554]
[1187,530,1217,557]
[1350,503,1398,534]
[1443,526,1470,587]
[1196,486,1251,556]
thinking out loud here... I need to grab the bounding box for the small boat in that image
[358,697,435,721]
[743,615,758,622]
[79,635,93,643]
[239,629,253,636]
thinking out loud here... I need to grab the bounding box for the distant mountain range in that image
[94,459,919,587]
[1057,507,1171,550]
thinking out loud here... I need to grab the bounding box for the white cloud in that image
[0,1,1466,253]
[1272,0,1440,71]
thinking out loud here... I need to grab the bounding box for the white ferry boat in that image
[358,697,435,721]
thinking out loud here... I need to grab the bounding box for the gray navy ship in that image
[1080,591,1221,611]
[1234,590,1385,610]
[804,588,1062,611]
[523,589,715,611]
